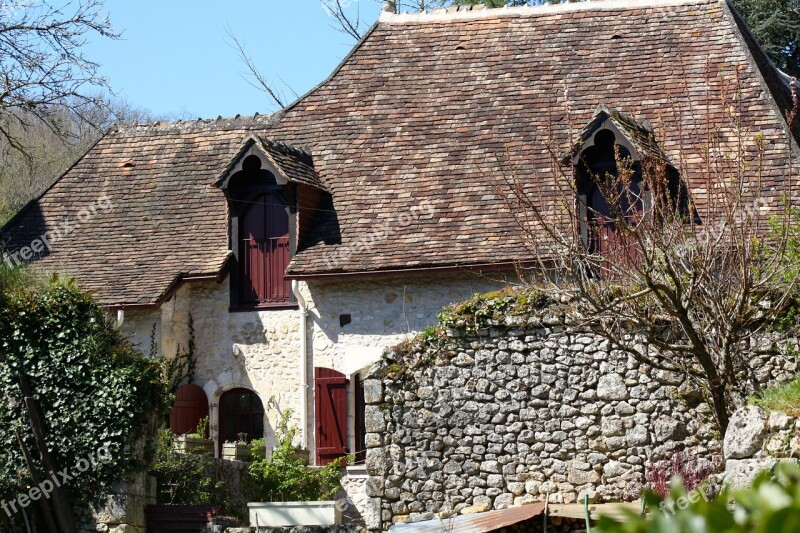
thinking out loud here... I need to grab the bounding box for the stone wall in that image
[303,274,508,467]
[722,406,800,488]
[358,295,800,532]
[78,472,156,533]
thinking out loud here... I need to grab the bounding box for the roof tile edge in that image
[379,0,720,24]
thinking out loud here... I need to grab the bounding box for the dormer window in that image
[239,187,291,305]
[215,135,328,310]
[575,129,643,255]
[229,156,293,308]
[568,106,693,257]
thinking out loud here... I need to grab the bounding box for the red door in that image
[169,384,209,436]
[315,368,348,466]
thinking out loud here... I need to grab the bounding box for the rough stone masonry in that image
[359,306,798,531]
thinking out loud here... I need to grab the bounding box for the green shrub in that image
[0,269,171,516]
[247,408,346,502]
[596,462,800,532]
[151,429,222,505]
[151,429,253,521]
[188,416,210,439]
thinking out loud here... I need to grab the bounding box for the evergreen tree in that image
[733,0,800,77]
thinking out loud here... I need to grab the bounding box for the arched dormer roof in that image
[214,134,327,193]
[565,105,672,166]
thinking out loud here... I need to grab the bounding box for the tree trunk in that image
[18,375,76,532]
[15,427,57,533]
[709,382,730,432]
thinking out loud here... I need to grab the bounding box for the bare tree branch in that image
[494,71,800,432]
[322,0,365,42]
[225,25,288,110]
[0,0,120,151]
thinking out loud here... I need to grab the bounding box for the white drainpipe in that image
[291,280,310,450]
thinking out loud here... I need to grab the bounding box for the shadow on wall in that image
[298,194,343,250]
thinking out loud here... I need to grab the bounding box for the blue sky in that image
[86,1,383,119]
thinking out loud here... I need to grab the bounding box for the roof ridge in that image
[380,0,720,23]
[110,113,276,134]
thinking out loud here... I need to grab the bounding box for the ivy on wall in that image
[0,268,171,523]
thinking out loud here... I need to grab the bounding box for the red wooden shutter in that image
[169,384,209,436]
[315,367,348,466]
[240,193,291,305]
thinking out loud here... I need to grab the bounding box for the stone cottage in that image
[1,0,799,527]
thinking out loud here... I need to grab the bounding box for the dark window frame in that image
[575,130,643,255]
[218,387,265,455]
[227,171,298,311]
[353,374,367,465]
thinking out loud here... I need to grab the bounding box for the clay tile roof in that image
[0,117,274,306]
[2,0,800,306]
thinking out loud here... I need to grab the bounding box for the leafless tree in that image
[236,0,502,110]
[496,76,800,432]
[323,0,366,42]
[0,0,119,151]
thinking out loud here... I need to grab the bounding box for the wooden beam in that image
[548,502,643,521]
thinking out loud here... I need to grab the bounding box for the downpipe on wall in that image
[291,280,310,450]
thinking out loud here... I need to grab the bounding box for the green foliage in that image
[750,376,800,414]
[151,430,251,521]
[250,437,267,459]
[248,408,346,502]
[596,462,800,533]
[376,286,553,381]
[151,429,223,505]
[0,262,45,295]
[188,416,210,440]
[438,286,551,333]
[734,0,800,77]
[767,208,800,289]
[0,269,172,513]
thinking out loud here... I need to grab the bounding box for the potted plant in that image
[174,416,214,456]
[249,438,310,463]
[223,432,255,461]
[247,409,348,527]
